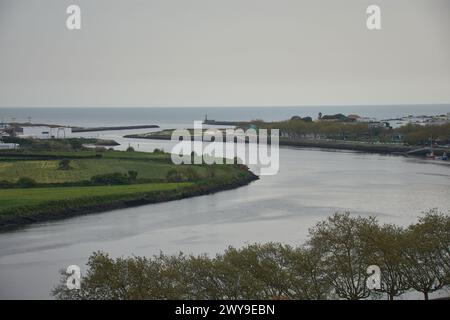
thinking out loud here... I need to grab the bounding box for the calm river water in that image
[1,128,450,299]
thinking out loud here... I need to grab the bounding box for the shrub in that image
[127,170,138,181]
[0,180,14,189]
[166,169,185,183]
[16,177,37,188]
[58,159,72,170]
[184,168,201,181]
[94,147,107,153]
[68,139,84,150]
[90,172,130,185]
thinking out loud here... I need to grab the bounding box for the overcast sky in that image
[0,0,449,107]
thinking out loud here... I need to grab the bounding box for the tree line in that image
[248,119,450,145]
[53,210,450,300]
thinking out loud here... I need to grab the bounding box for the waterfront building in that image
[16,126,72,139]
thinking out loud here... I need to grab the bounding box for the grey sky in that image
[0,0,449,107]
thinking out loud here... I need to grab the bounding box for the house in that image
[368,121,391,129]
[16,126,72,139]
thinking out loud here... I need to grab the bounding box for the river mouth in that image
[1,132,450,299]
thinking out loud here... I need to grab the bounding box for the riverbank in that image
[124,130,450,157]
[72,124,159,132]
[0,149,258,230]
[0,174,258,231]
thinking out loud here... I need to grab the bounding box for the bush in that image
[58,159,72,170]
[165,168,200,182]
[68,139,84,150]
[127,170,138,181]
[126,146,135,152]
[16,177,37,188]
[94,147,107,153]
[166,169,185,182]
[90,172,130,185]
[0,180,14,189]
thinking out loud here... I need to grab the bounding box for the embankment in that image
[0,171,258,231]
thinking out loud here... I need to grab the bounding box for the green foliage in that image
[90,172,131,185]
[67,139,84,150]
[58,159,72,170]
[52,244,332,300]
[127,170,138,181]
[360,223,409,300]
[307,212,378,300]
[16,177,37,188]
[249,119,450,145]
[166,168,201,183]
[0,152,219,184]
[398,123,450,145]
[400,210,450,299]
[166,169,184,182]
[52,210,450,300]
[0,180,14,188]
[0,182,192,219]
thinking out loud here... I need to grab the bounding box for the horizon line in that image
[1,103,450,109]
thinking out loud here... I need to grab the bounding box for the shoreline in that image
[72,125,159,132]
[124,133,450,157]
[0,172,259,232]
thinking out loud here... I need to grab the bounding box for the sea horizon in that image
[1,104,450,128]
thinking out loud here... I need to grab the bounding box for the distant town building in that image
[368,121,390,129]
[16,126,72,139]
[0,142,19,150]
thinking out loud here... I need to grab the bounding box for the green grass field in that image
[0,148,257,227]
[0,182,191,214]
[0,159,189,183]
[0,150,234,183]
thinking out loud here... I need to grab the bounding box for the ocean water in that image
[0,105,449,127]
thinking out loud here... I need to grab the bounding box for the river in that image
[1,129,450,299]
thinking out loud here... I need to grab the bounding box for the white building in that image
[0,143,19,150]
[16,126,72,139]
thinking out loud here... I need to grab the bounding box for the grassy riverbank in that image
[0,148,258,230]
